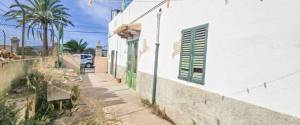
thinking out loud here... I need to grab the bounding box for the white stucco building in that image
[108,0,300,124]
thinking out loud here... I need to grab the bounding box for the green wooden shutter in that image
[191,25,208,84]
[178,29,193,80]
[178,24,208,85]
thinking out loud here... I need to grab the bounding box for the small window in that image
[81,55,90,59]
[178,24,209,85]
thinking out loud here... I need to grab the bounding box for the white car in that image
[80,54,94,68]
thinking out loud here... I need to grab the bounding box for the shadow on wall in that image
[63,54,81,70]
[0,59,39,93]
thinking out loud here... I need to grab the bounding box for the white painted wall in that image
[109,0,300,118]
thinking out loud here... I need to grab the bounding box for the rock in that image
[0,49,21,60]
[67,69,74,72]
[65,72,77,77]
[0,57,5,61]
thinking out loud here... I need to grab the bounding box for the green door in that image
[126,39,138,89]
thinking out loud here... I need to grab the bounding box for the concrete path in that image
[82,73,171,125]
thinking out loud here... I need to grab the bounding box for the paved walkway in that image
[81,73,171,125]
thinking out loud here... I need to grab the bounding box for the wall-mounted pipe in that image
[115,50,118,78]
[152,8,162,105]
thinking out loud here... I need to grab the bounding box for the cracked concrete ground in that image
[82,73,172,125]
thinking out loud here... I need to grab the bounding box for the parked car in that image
[80,54,94,68]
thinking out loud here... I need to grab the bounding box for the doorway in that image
[126,39,138,89]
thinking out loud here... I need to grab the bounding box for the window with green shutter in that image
[178,24,209,85]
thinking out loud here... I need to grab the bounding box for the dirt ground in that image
[54,72,120,125]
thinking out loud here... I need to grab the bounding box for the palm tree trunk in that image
[52,34,55,56]
[43,24,49,56]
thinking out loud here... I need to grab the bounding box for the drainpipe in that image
[115,50,118,78]
[115,38,119,78]
[152,8,162,105]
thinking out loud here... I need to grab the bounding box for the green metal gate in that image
[126,39,138,89]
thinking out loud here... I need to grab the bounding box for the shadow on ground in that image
[80,74,126,107]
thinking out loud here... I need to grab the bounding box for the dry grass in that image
[55,95,121,125]
[152,104,176,125]
[141,99,152,107]
[140,99,176,125]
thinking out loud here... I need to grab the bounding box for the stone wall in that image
[0,58,51,93]
[95,57,108,73]
[63,54,80,70]
[64,54,108,74]
[136,71,300,125]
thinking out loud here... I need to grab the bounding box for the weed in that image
[140,99,176,125]
[35,80,48,116]
[152,104,176,125]
[9,75,36,98]
[28,71,45,87]
[75,68,80,75]
[21,116,49,125]
[141,99,152,107]
[71,85,80,104]
[0,96,20,125]
[10,76,27,92]
[192,119,197,125]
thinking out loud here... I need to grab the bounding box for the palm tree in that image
[83,48,96,55]
[6,0,73,56]
[63,39,88,54]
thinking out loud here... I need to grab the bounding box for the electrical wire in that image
[0,22,107,34]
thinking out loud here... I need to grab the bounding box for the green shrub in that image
[22,116,49,125]
[71,85,80,102]
[0,97,19,125]
[16,46,39,56]
[10,77,27,91]
[35,81,48,116]
[3,71,64,125]
[55,60,63,68]
[28,71,45,87]
[141,99,152,107]
[192,119,197,125]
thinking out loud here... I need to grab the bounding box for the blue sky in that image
[0,0,132,48]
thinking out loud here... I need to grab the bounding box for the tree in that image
[83,48,95,56]
[5,0,73,56]
[16,46,38,56]
[63,39,88,54]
